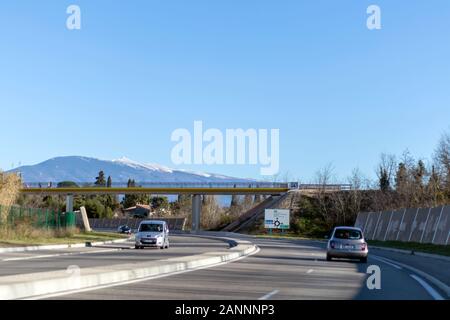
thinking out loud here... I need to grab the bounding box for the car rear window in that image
[334,229,362,240]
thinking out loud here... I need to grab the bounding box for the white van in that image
[135,220,170,250]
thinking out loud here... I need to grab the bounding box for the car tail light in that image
[361,243,367,251]
[330,241,336,249]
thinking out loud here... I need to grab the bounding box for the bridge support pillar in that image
[191,194,202,233]
[66,194,74,213]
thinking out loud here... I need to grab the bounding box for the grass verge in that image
[368,240,450,257]
[0,230,129,247]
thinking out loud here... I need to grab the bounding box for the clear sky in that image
[1,1,450,182]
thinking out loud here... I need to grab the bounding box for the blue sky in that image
[1,1,450,182]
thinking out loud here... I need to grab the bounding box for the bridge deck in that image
[20,187,289,196]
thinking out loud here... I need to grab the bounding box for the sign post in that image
[265,209,290,233]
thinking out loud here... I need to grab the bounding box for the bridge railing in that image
[295,184,353,191]
[22,182,290,189]
[21,182,352,191]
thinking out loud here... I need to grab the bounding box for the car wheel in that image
[326,254,332,261]
[360,257,368,263]
[135,245,139,250]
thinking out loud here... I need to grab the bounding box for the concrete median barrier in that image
[0,236,257,300]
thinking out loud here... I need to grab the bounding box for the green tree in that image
[410,160,427,205]
[171,194,191,216]
[150,196,170,216]
[151,196,169,210]
[83,198,114,218]
[127,179,136,187]
[413,160,426,189]
[379,167,390,192]
[395,163,408,193]
[95,171,106,186]
[427,165,444,205]
[107,176,112,188]
[122,179,150,209]
[57,181,79,188]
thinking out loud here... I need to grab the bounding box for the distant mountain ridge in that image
[8,156,254,184]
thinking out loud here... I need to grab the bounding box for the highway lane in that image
[46,237,442,300]
[369,247,450,287]
[0,236,227,277]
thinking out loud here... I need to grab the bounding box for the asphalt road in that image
[39,236,447,300]
[0,236,227,277]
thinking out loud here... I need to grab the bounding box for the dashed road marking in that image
[371,256,402,270]
[259,290,279,300]
[410,274,444,300]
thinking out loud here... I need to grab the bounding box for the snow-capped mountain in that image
[8,156,254,184]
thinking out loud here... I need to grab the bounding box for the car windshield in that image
[334,229,362,240]
[139,224,163,232]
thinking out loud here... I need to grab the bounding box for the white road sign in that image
[265,209,290,229]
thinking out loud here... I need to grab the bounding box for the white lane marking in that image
[257,244,321,249]
[27,246,261,300]
[259,290,279,300]
[307,269,314,274]
[410,274,444,300]
[1,248,123,262]
[371,256,403,270]
[371,254,450,298]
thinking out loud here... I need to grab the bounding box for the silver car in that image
[326,227,368,263]
[135,220,170,250]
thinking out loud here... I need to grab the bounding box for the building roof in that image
[124,204,151,211]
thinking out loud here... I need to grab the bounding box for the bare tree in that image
[315,163,335,188]
[281,171,292,183]
[201,196,223,229]
[427,165,444,206]
[345,168,370,224]
[434,131,450,194]
[314,164,336,227]
[0,171,22,223]
[376,153,396,191]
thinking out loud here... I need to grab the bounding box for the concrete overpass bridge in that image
[20,182,351,232]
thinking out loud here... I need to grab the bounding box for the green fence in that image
[0,205,76,229]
